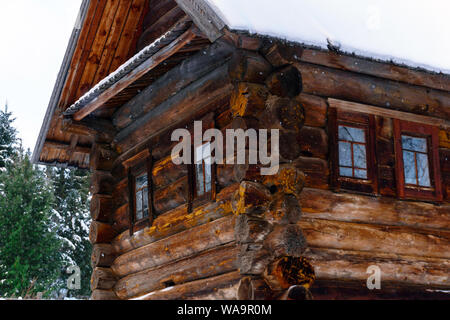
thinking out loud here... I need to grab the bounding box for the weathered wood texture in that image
[115,243,239,299]
[295,62,450,120]
[305,247,450,289]
[112,215,236,277]
[300,188,450,230]
[112,183,237,254]
[299,218,450,259]
[132,271,240,300]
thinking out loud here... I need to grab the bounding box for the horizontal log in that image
[296,62,450,120]
[111,215,236,277]
[305,247,450,289]
[299,48,450,92]
[299,218,450,259]
[113,40,233,129]
[90,194,113,222]
[300,188,450,230]
[112,184,238,254]
[154,176,189,215]
[152,155,188,189]
[91,267,117,291]
[297,94,328,127]
[114,64,233,153]
[89,221,117,244]
[91,289,119,300]
[293,157,329,189]
[296,126,328,159]
[132,271,241,300]
[111,204,129,234]
[115,243,239,299]
[91,243,116,268]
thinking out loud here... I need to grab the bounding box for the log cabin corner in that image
[32,0,450,300]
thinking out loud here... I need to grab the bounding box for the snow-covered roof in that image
[205,0,450,74]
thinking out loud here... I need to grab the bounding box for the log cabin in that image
[32,0,450,300]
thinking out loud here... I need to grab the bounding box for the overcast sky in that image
[0,1,82,151]
[0,1,449,152]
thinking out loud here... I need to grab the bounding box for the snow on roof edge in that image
[230,28,450,78]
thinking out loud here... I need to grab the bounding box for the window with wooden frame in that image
[123,148,154,235]
[393,120,443,201]
[187,114,216,211]
[330,108,378,194]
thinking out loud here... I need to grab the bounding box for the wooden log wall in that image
[255,37,450,298]
[89,30,449,299]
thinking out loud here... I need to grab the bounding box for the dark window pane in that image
[338,141,352,167]
[353,144,367,169]
[339,126,365,143]
[416,153,431,187]
[402,136,427,152]
[339,167,353,177]
[403,150,417,185]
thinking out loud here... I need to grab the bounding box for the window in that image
[134,172,149,221]
[394,120,442,201]
[330,108,377,194]
[186,114,216,212]
[338,125,368,179]
[194,143,213,197]
[124,148,154,235]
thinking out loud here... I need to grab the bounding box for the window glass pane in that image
[353,144,367,169]
[196,163,204,196]
[136,190,143,220]
[338,141,352,167]
[136,173,148,190]
[204,158,212,193]
[402,136,427,152]
[416,153,431,187]
[354,169,368,179]
[339,126,365,143]
[403,150,417,185]
[143,187,149,218]
[339,167,353,177]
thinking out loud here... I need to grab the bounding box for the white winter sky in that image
[0,1,82,151]
[0,0,449,152]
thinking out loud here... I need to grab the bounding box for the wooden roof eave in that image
[64,19,198,121]
[31,0,91,166]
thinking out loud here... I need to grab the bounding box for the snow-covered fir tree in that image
[46,167,91,298]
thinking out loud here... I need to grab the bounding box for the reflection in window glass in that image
[135,173,149,220]
[401,135,431,187]
[195,143,212,197]
[338,125,368,179]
